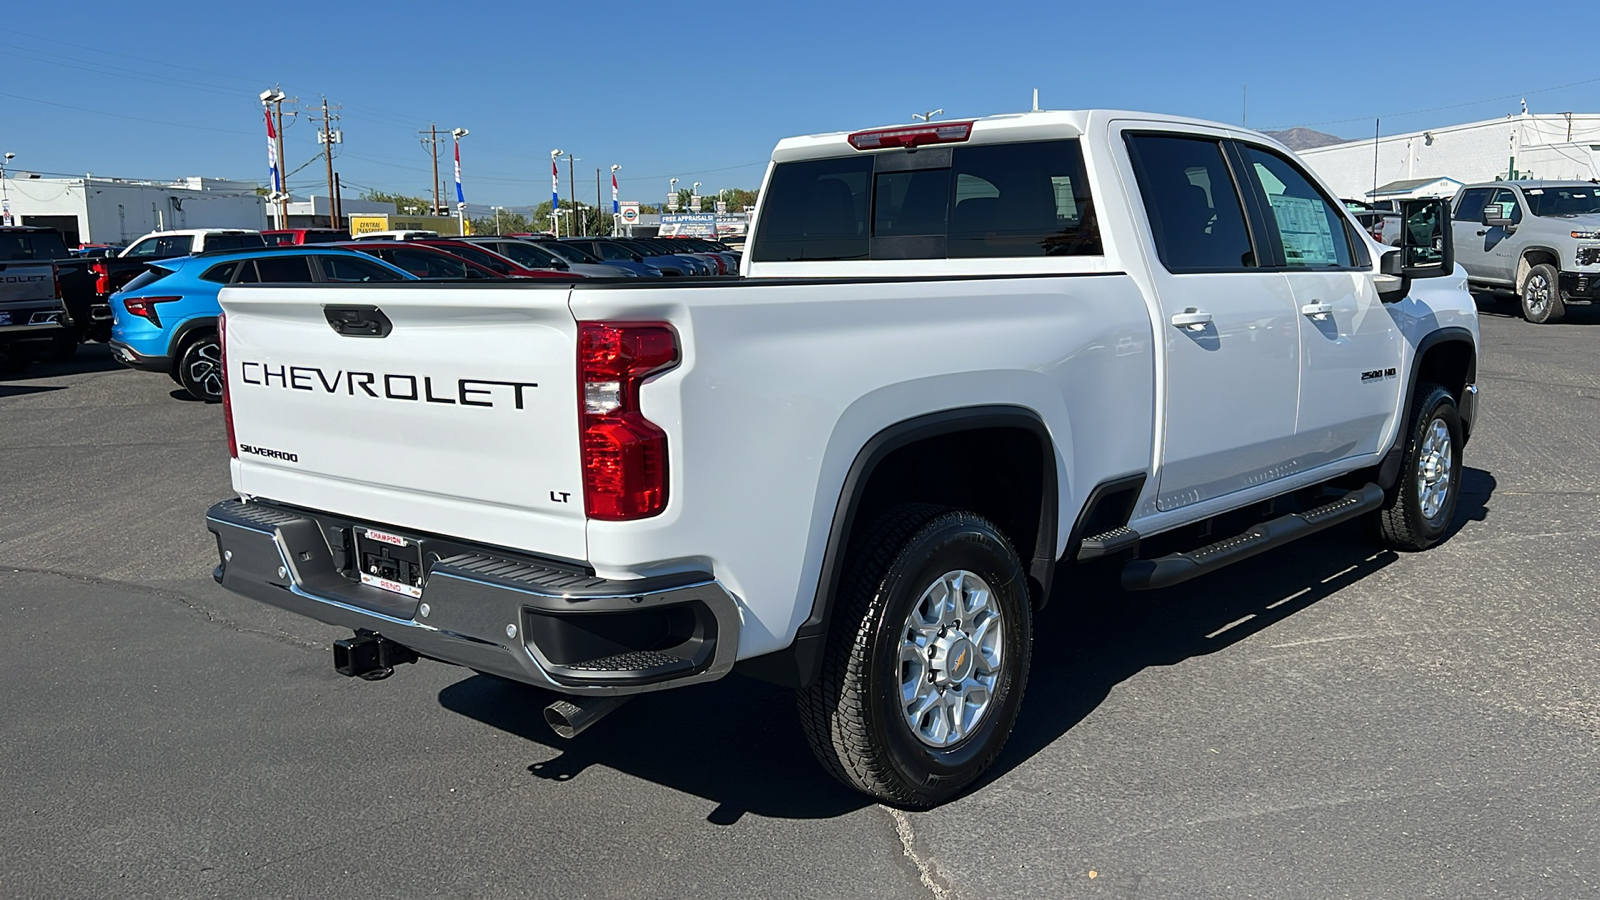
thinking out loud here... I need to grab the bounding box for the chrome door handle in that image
[1300,301,1334,319]
[1169,309,1213,330]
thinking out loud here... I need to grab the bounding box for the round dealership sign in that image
[620,205,639,224]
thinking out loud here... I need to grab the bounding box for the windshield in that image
[0,231,72,260]
[538,241,600,264]
[494,241,561,267]
[1524,186,1600,217]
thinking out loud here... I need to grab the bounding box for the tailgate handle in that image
[323,305,392,338]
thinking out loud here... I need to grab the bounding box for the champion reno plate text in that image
[238,362,537,409]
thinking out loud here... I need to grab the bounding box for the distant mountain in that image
[1262,127,1347,151]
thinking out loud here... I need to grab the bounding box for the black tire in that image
[0,344,33,376]
[1520,263,1566,324]
[42,330,80,364]
[175,330,223,402]
[1374,383,1462,551]
[796,504,1033,808]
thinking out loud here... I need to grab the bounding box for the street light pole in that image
[0,152,12,227]
[550,149,563,237]
[491,205,504,234]
[565,152,580,236]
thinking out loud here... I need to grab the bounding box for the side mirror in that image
[1400,197,1453,278]
[1481,204,1515,229]
[632,254,645,262]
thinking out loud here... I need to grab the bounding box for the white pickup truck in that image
[207,109,1479,807]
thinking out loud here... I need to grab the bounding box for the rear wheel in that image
[797,505,1033,808]
[1520,263,1566,324]
[0,344,33,375]
[1373,383,1462,551]
[176,331,223,401]
[42,330,80,364]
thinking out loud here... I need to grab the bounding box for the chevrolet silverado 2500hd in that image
[1450,179,1600,323]
[206,110,1479,807]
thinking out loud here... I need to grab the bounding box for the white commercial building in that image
[1299,111,1600,202]
[0,174,266,246]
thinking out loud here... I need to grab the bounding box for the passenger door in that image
[1450,186,1497,281]
[1239,144,1402,468]
[1123,131,1302,512]
[1482,188,1524,283]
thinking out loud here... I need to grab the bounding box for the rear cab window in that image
[751,139,1100,263]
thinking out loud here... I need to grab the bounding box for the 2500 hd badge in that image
[237,361,538,409]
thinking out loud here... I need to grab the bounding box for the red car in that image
[413,239,586,279]
[263,228,352,246]
[335,241,573,280]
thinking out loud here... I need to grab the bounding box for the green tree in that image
[360,189,432,215]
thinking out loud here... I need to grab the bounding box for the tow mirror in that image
[1481,204,1516,229]
[1400,198,1452,278]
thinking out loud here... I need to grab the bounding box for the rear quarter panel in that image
[573,276,1155,657]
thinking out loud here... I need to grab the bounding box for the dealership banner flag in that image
[264,109,281,194]
[454,141,464,204]
[612,171,619,214]
[551,159,559,212]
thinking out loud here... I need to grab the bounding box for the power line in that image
[1266,74,1600,132]
[0,90,255,135]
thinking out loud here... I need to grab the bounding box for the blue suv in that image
[109,247,413,401]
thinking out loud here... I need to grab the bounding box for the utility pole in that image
[421,123,443,215]
[566,153,580,236]
[312,98,342,228]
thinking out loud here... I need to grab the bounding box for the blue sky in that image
[2,0,1593,209]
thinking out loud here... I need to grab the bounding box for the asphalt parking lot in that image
[2,298,1597,899]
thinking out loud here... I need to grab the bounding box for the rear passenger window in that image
[200,261,239,283]
[947,141,1100,257]
[249,256,315,282]
[1126,134,1256,271]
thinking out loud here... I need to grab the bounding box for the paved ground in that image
[2,300,1597,899]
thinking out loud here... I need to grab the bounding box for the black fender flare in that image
[1380,326,1478,487]
[735,405,1058,689]
[166,317,219,368]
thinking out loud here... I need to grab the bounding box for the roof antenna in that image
[1032,88,1039,112]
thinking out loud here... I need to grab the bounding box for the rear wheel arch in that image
[165,316,219,368]
[736,406,1058,690]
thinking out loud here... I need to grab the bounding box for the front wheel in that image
[1373,383,1462,551]
[1520,263,1566,324]
[176,331,224,402]
[797,505,1033,808]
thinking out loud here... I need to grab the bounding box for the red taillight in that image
[121,296,181,328]
[220,312,237,458]
[847,121,973,151]
[578,322,678,520]
[90,259,109,296]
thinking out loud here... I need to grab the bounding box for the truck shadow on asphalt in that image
[0,342,126,381]
[438,467,1495,823]
[1473,293,1600,323]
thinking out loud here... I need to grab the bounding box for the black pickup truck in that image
[0,226,103,355]
[0,252,72,373]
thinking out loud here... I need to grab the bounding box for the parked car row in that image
[1,224,743,379]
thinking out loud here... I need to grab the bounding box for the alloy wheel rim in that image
[898,569,1004,748]
[1526,274,1550,316]
[188,341,223,398]
[1417,417,1453,520]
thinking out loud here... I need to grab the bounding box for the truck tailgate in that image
[220,284,587,561]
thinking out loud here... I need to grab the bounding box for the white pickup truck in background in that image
[207,109,1479,807]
